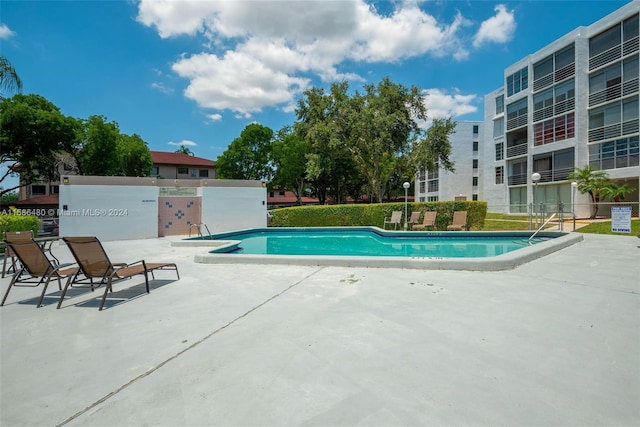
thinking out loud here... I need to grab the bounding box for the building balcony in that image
[589,78,639,107]
[507,173,527,186]
[506,115,528,131]
[532,166,574,183]
[506,142,528,158]
[589,118,640,142]
[532,62,575,92]
[589,36,639,71]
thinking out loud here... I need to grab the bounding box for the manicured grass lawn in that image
[576,219,640,236]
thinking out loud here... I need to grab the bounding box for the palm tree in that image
[175,146,194,156]
[601,182,634,204]
[0,56,22,98]
[567,165,610,219]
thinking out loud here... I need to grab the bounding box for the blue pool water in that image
[202,228,553,258]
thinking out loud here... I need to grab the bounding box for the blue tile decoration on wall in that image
[175,210,185,219]
[165,221,173,229]
[187,201,194,208]
[165,201,173,208]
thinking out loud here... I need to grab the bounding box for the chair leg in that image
[56,271,80,309]
[1,273,19,306]
[99,280,113,311]
[36,276,55,308]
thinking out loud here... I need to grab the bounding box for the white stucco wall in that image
[201,182,267,234]
[59,183,158,241]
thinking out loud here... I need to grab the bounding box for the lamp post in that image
[532,172,541,229]
[403,181,410,231]
[571,181,578,231]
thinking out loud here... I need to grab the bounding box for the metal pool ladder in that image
[529,213,557,241]
[189,223,213,239]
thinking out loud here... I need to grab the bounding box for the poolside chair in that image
[447,211,468,231]
[1,240,79,308]
[60,236,179,310]
[407,211,421,230]
[383,211,403,230]
[2,231,33,278]
[412,211,437,231]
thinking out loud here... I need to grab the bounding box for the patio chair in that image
[60,236,179,310]
[2,231,62,278]
[447,211,468,231]
[383,211,402,230]
[412,211,437,231]
[407,211,421,230]
[1,240,79,308]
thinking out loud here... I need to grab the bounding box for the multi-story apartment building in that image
[415,121,484,202]
[484,2,639,216]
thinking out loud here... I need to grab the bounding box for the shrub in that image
[270,201,487,230]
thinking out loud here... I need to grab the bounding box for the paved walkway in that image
[1,233,639,426]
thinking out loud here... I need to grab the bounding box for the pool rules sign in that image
[611,206,632,233]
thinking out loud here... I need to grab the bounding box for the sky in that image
[0,0,635,190]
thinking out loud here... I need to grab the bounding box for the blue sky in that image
[0,0,633,190]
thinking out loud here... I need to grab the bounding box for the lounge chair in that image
[447,211,468,231]
[412,211,437,231]
[1,240,79,308]
[407,211,421,230]
[61,236,179,310]
[383,211,402,230]
[2,231,33,278]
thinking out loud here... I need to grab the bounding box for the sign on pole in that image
[611,206,632,233]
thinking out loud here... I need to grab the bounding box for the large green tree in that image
[74,115,120,175]
[0,94,78,195]
[271,126,309,205]
[410,117,458,173]
[216,123,274,180]
[0,56,22,98]
[118,133,153,176]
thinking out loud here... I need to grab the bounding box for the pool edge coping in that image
[171,227,584,271]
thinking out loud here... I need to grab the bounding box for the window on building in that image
[555,79,575,104]
[495,142,504,161]
[50,185,59,194]
[623,13,639,42]
[555,44,575,70]
[506,98,527,121]
[419,181,426,193]
[495,166,504,184]
[534,56,553,81]
[150,166,159,176]
[507,67,528,97]
[177,167,189,175]
[533,88,553,113]
[590,24,621,58]
[427,196,439,202]
[472,194,478,201]
[472,177,478,186]
[493,118,504,138]
[473,125,479,134]
[623,55,639,84]
[473,141,479,152]
[199,169,209,178]
[31,185,46,196]
[472,159,478,169]
[496,95,504,115]
[428,180,439,192]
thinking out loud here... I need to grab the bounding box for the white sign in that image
[611,206,632,233]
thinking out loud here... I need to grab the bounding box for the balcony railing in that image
[506,114,528,131]
[508,173,527,186]
[589,78,639,107]
[590,36,639,71]
[506,142,528,158]
[532,166,574,183]
[589,118,640,142]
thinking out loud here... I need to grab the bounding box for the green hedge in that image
[270,201,487,231]
[0,214,40,252]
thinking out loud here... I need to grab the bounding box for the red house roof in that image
[151,151,215,167]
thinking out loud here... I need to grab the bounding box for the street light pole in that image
[403,181,410,231]
[571,181,578,231]
[532,172,541,229]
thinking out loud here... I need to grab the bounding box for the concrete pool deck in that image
[1,233,639,426]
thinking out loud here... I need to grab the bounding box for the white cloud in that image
[0,24,16,40]
[422,88,478,121]
[473,4,516,48]
[168,140,198,147]
[206,113,222,122]
[137,0,477,115]
[151,82,174,94]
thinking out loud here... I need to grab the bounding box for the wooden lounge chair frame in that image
[447,211,468,231]
[383,211,403,230]
[1,240,79,308]
[61,236,179,310]
[412,211,437,231]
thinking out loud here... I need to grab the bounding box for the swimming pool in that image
[173,227,583,271]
